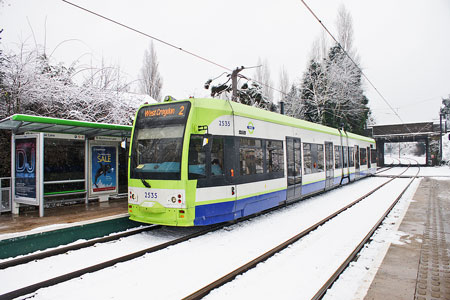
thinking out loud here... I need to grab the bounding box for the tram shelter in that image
[0,114,132,217]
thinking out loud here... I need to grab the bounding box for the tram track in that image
[182,161,419,300]
[374,159,396,175]
[312,158,420,299]
[0,166,418,300]
[0,224,226,300]
[0,225,161,270]
[0,205,290,299]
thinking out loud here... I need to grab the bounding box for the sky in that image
[1,0,450,125]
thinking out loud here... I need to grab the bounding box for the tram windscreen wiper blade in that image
[130,154,151,188]
[141,178,151,188]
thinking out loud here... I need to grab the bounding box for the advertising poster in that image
[15,138,37,200]
[91,146,117,193]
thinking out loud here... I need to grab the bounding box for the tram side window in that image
[188,135,206,179]
[266,140,284,173]
[349,147,354,167]
[211,138,224,176]
[240,138,263,175]
[360,148,367,165]
[317,144,324,172]
[334,145,341,169]
[343,146,348,168]
[371,149,377,164]
[303,143,312,175]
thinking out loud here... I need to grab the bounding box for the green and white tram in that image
[128,98,376,226]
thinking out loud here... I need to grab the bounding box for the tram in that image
[128,98,376,226]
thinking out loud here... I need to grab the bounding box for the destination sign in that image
[137,102,191,127]
[143,102,188,119]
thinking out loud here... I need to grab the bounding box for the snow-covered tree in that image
[236,81,275,111]
[0,41,143,125]
[138,41,163,102]
[300,59,327,124]
[82,57,130,93]
[283,83,303,118]
[296,5,371,135]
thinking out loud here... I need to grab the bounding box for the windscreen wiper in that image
[130,154,151,188]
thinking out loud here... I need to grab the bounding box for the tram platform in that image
[0,197,129,236]
[0,197,139,259]
[364,177,450,300]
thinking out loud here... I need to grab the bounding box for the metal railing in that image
[0,177,11,213]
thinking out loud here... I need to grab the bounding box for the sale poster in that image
[91,146,117,193]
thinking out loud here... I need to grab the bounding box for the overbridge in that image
[369,122,442,166]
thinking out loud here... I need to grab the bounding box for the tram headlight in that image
[171,196,177,203]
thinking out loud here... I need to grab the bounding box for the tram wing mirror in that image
[202,134,212,148]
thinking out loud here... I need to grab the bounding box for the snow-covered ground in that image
[384,154,426,165]
[1,165,449,300]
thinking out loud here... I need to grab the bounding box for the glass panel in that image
[371,149,377,164]
[303,143,312,175]
[1,189,10,212]
[349,148,354,166]
[294,140,301,183]
[188,135,206,179]
[287,139,295,185]
[360,148,367,165]
[211,138,224,176]
[343,146,348,168]
[267,140,284,173]
[44,139,85,181]
[317,144,324,172]
[334,145,341,169]
[240,138,263,175]
[131,125,184,180]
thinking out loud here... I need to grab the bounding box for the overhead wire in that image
[61,0,232,72]
[63,0,400,133]
[61,0,287,99]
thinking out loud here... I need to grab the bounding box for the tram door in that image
[324,142,334,189]
[286,137,302,203]
[354,145,360,179]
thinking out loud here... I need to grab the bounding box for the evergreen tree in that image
[296,5,372,135]
[283,83,302,118]
[300,59,327,124]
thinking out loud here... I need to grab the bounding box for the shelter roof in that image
[0,114,132,138]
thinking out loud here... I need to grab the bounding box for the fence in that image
[0,177,11,213]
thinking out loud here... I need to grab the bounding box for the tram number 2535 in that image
[219,120,231,127]
[144,192,158,199]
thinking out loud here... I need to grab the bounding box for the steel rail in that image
[0,225,161,270]
[312,159,420,299]
[0,223,227,300]
[181,165,412,300]
[374,161,395,174]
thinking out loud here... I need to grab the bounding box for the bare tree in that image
[310,32,329,62]
[336,4,354,53]
[138,41,163,102]
[83,57,130,93]
[278,66,289,101]
[253,57,273,102]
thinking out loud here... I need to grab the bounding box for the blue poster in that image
[15,138,37,199]
[92,146,116,193]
